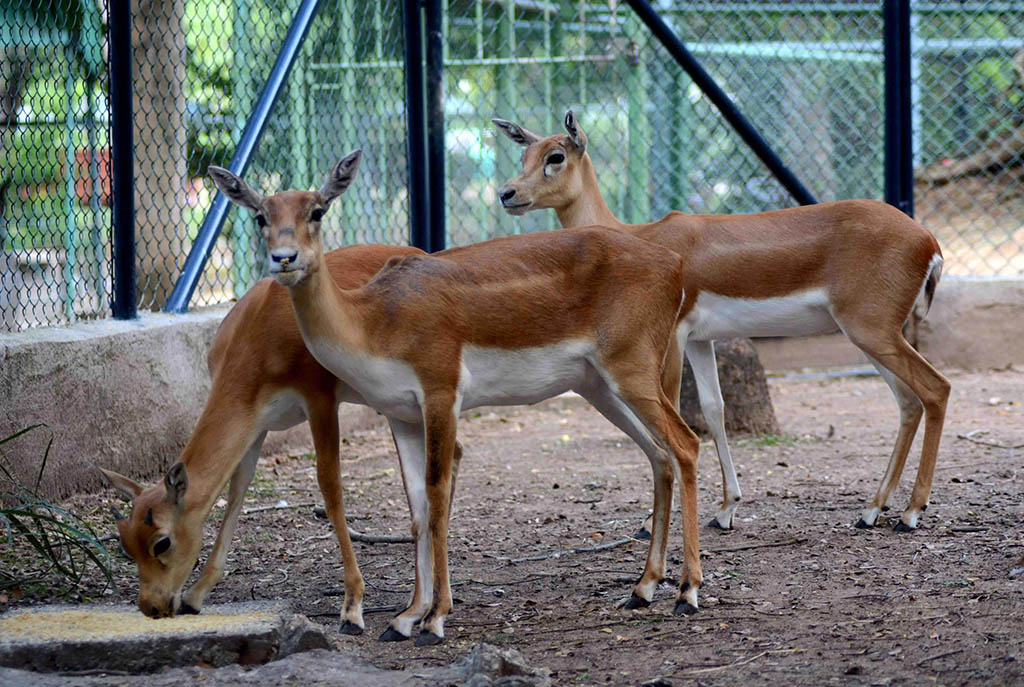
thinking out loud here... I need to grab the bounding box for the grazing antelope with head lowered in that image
[99,243,463,634]
[211,152,702,646]
[495,111,950,533]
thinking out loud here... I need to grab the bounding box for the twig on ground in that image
[521,618,637,637]
[243,501,318,515]
[348,527,413,544]
[916,648,964,666]
[956,430,1024,450]
[707,537,806,554]
[680,651,769,675]
[950,526,988,533]
[499,537,633,563]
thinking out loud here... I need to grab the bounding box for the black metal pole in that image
[108,0,136,319]
[403,0,429,252]
[164,0,323,313]
[884,0,914,217]
[425,0,445,253]
[625,0,817,206]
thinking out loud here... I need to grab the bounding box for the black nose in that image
[271,249,298,265]
[499,188,516,205]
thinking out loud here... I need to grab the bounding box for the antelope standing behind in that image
[211,152,703,646]
[99,244,464,634]
[495,111,950,533]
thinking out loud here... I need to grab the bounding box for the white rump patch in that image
[686,288,838,340]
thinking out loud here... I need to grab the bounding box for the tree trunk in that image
[678,338,779,437]
[133,0,186,309]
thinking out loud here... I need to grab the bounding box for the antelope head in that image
[209,150,362,287]
[99,463,196,618]
[493,110,589,216]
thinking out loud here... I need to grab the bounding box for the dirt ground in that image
[6,365,1024,686]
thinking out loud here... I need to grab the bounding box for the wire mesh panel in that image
[2,1,1022,330]
[442,1,889,246]
[913,2,1024,276]
[177,0,411,310]
[1,1,110,331]
[440,1,1023,279]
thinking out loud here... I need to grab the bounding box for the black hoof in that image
[414,630,444,646]
[708,517,730,530]
[634,527,651,541]
[624,593,651,610]
[854,518,873,530]
[179,602,200,615]
[378,626,410,642]
[673,601,698,616]
[339,620,364,636]
[893,521,915,533]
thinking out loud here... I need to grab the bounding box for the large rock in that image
[678,338,779,436]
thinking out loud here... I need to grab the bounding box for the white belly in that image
[686,289,839,340]
[306,338,424,423]
[260,389,308,431]
[459,340,592,410]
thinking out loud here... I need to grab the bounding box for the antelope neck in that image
[286,254,367,354]
[554,158,626,231]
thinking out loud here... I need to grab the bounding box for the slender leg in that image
[417,392,460,646]
[616,382,703,615]
[579,382,673,607]
[307,398,366,634]
[855,354,924,529]
[181,432,265,613]
[685,339,742,530]
[842,328,949,531]
[380,417,431,642]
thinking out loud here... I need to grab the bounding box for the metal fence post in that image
[884,0,914,217]
[108,0,137,320]
[425,0,445,253]
[403,0,429,252]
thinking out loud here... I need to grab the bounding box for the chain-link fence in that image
[1,1,1022,331]
[2,1,109,331]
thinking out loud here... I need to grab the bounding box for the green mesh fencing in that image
[1,1,1021,331]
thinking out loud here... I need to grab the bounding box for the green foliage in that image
[0,425,114,593]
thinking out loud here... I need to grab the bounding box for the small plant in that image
[0,424,114,593]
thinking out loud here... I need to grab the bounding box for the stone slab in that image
[0,602,331,674]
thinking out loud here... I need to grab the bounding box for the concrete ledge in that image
[754,278,1024,372]
[0,310,385,500]
[917,277,1024,371]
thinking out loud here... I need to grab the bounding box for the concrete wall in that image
[0,308,382,501]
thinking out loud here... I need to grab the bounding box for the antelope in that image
[210,152,703,646]
[98,242,464,634]
[494,111,950,533]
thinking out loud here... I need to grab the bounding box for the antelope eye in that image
[310,208,325,222]
[547,152,565,165]
[152,536,171,557]
[255,215,267,227]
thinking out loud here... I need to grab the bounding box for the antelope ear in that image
[492,118,542,147]
[564,110,587,153]
[164,462,189,507]
[319,150,362,206]
[98,467,144,502]
[209,166,264,212]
